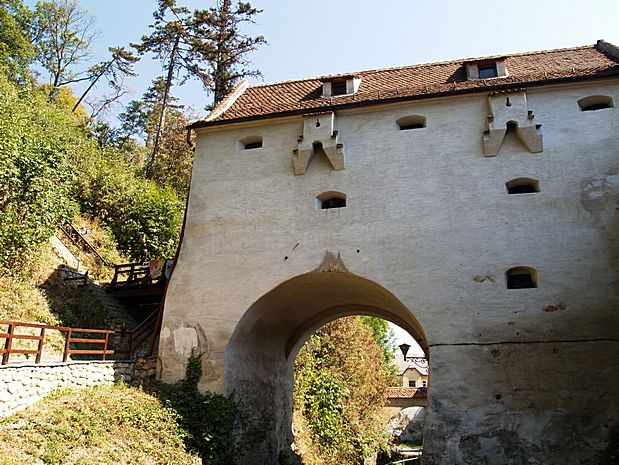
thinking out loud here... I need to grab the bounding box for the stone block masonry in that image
[0,357,156,418]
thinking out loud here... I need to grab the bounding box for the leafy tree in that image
[293,317,393,465]
[134,0,265,177]
[193,0,266,106]
[360,316,397,371]
[132,0,210,178]
[0,0,34,82]
[119,77,193,198]
[0,72,77,272]
[31,0,99,91]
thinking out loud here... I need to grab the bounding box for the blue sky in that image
[27,0,619,122]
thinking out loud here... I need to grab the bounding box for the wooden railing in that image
[110,262,151,286]
[0,320,114,365]
[58,222,111,267]
[109,259,173,287]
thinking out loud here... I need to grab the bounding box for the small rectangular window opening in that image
[331,79,347,96]
[399,122,425,130]
[507,273,536,289]
[408,380,416,388]
[244,141,262,150]
[322,197,346,209]
[478,64,498,79]
[508,184,537,194]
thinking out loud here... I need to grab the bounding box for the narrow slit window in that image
[397,115,426,130]
[578,95,614,112]
[317,191,347,210]
[506,267,538,289]
[506,178,540,194]
[238,135,263,150]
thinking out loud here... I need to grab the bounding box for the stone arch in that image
[224,270,428,464]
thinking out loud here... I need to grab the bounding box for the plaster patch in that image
[579,172,619,223]
[173,326,199,356]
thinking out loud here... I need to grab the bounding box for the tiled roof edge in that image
[190,71,619,130]
[204,80,249,122]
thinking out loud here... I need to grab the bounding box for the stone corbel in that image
[293,112,344,175]
[482,91,543,157]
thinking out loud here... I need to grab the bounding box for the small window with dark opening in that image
[397,115,426,130]
[317,191,347,210]
[322,197,346,209]
[578,95,614,112]
[238,135,263,150]
[331,79,348,96]
[506,266,538,289]
[244,141,262,150]
[408,380,416,388]
[506,178,540,194]
[478,63,498,79]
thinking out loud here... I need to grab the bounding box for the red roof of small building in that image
[385,387,427,399]
[192,41,619,129]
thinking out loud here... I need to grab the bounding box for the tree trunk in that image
[73,60,112,113]
[148,34,180,179]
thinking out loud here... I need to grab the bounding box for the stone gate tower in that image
[159,41,619,465]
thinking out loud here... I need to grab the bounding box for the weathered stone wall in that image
[160,79,619,464]
[0,359,157,418]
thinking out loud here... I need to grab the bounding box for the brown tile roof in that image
[193,41,619,129]
[385,387,428,399]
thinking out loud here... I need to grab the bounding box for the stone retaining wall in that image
[0,358,156,418]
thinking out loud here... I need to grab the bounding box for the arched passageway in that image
[224,270,428,464]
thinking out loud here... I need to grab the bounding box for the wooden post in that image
[2,324,14,365]
[103,332,109,361]
[35,327,45,364]
[63,328,72,362]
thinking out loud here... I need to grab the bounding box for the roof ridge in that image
[249,43,597,90]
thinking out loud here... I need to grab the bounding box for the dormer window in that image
[466,60,507,80]
[321,76,361,97]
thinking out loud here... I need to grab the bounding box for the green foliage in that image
[193,0,266,105]
[119,77,194,199]
[0,0,34,82]
[360,316,397,371]
[0,57,183,271]
[32,0,98,89]
[73,141,183,260]
[0,72,77,271]
[149,351,238,465]
[294,317,393,465]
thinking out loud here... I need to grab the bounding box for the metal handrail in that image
[0,320,114,365]
[59,222,111,267]
[127,308,159,356]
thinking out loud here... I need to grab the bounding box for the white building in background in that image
[158,41,619,465]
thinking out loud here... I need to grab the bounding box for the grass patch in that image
[0,383,201,465]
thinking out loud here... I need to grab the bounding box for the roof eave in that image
[189,70,619,130]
